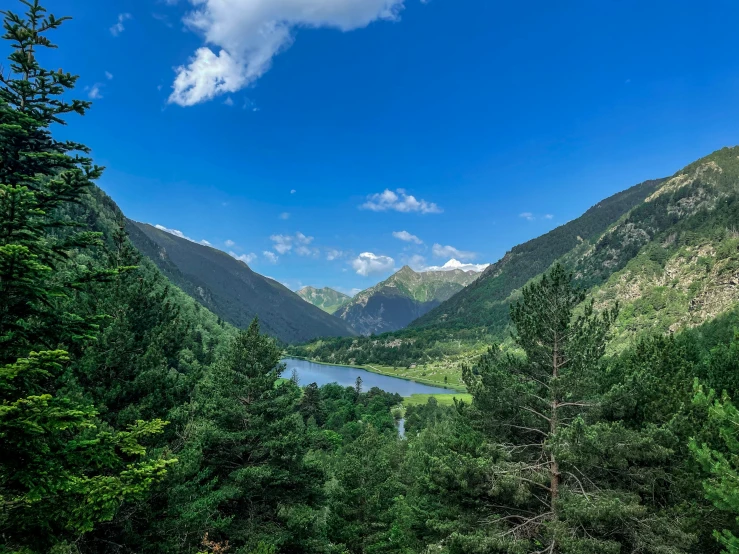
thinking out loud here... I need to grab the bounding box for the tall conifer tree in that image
[0,2,173,551]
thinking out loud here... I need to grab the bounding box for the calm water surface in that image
[282,358,453,397]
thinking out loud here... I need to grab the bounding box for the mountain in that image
[297,287,352,314]
[126,221,356,343]
[334,265,483,335]
[411,176,665,334]
[414,146,739,348]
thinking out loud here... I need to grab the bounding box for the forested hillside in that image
[127,220,356,343]
[4,3,739,554]
[412,177,664,333]
[301,147,739,370]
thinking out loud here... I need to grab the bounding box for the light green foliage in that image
[403,393,472,407]
[692,385,739,553]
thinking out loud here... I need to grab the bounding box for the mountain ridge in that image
[297,286,351,314]
[335,264,483,335]
[126,220,356,343]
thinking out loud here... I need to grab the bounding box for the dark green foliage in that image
[153,320,327,553]
[5,3,739,553]
[450,265,697,553]
[126,220,356,344]
[0,3,172,551]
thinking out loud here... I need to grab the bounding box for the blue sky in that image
[19,0,739,293]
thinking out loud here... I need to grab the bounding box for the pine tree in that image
[461,265,693,553]
[159,319,327,552]
[692,386,739,553]
[0,2,173,550]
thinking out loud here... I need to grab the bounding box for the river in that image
[282,358,455,397]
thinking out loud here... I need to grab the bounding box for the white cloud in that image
[392,230,423,244]
[155,224,188,239]
[544,214,554,220]
[361,189,442,214]
[295,232,313,244]
[519,212,535,221]
[168,0,405,106]
[423,259,489,273]
[326,249,344,261]
[271,235,292,254]
[229,251,256,264]
[105,71,114,80]
[87,84,103,100]
[279,212,290,220]
[155,224,211,246]
[291,189,297,194]
[295,245,319,257]
[432,243,476,261]
[225,239,236,247]
[263,251,279,263]
[352,252,395,276]
[110,13,132,36]
[270,232,314,255]
[223,96,234,106]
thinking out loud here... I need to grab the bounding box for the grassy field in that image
[359,362,469,391]
[403,393,473,406]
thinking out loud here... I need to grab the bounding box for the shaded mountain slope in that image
[126,221,356,343]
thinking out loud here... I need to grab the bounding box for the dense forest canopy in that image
[2,2,739,554]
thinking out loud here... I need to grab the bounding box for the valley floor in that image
[287,354,470,391]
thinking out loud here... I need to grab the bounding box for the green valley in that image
[5,2,739,554]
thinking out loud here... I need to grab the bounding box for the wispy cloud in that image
[270,232,314,255]
[168,0,405,106]
[519,212,554,222]
[351,252,395,276]
[432,243,476,261]
[229,251,256,264]
[263,251,279,264]
[110,13,132,36]
[87,84,103,99]
[105,71,114,80]
[361,189,442,214]
[326,249,344,261]
[279,212,290,220]
[225,239,236,247]
[392,230,423,244]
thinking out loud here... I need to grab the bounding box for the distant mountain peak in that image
[334,265,482,336]
[296,286,351,315]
